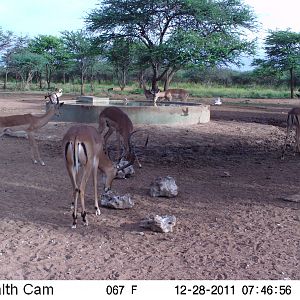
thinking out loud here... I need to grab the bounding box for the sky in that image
[0,0,299,38]
[0,0,299,69]
[0,0,99,37]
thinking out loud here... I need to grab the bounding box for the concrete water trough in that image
[51,96,210,125]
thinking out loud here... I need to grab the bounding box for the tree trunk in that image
[3,69,8,89]
[290,67,294,99]
[80,72,85,95]
[151,63,159,92]
[163,69,176,91]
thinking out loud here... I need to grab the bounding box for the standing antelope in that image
[98,107,143,168]
[0,99,64,165]
[63,125,134,228]
[45,88,63,103]
[153,88,189,105]
[141,81,154,101]
[281,107,300,159]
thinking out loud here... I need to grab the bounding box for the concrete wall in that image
[52,102,210,125]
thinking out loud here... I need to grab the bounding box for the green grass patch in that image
[0,81,291,99]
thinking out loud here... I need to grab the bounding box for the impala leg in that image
[66,165,77,210]
[92,159,101,216]
[27,132,45,166]
[72,188,80,229]
[79,163,93,226]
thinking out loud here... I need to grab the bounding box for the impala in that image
[63,125,134,228]
[281,107,300,159]
[98,107,145,168]
[141,81,154,101]
[153,88,189,105]
[45,88,63,104]
[0,99,64,165]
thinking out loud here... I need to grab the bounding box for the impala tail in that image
[65,138,88,174]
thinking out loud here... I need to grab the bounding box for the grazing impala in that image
[98,107,144,168]
[0,99,64,165]
[281,107,300,159]
[153,88,189,105]
[63,125,134,228]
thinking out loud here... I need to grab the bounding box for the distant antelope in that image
[153,88,189,105]
[281,107,300,159]
[45,88,63,103]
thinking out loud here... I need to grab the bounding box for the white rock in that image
[140,215,176,233]
[101,190,134,209]
[149,176,178,197]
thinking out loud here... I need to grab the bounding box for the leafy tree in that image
[28,35,64,89]
[1,35,30,89]
[107,38,136,90]
[0,27,13,52]
[253,30,300,98]
[9,50,47,89]
[61,30,100,95]
[86,0,257,90]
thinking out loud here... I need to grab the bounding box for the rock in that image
[140,215,176,233]
[281,194,300,203]
[149,176,178,197]
[100,190,134,209]
[116,158,135,179]
[221,171,231,177]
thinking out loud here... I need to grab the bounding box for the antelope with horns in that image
[153,88,189,105]
[98,107,146,168]
[281,107,300,159]
[0,97,64,166]
[63,125,134,228]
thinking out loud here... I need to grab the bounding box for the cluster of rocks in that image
[101,174,178,233]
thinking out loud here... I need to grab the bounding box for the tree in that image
[86,0,257,91]
[1,35,30,89]
[9,50,46,89]
[0,27,13,52]
[107,38,135,90]
[28,35,64,89]
[61,30,100,95]
[253,30,300,98]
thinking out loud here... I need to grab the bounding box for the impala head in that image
[45,88,63,104]
[115,130,138,170]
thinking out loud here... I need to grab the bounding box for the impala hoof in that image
[71,224,77,229]
[33,160,38,164]
[41,162,45,166]
[95,208,101,215]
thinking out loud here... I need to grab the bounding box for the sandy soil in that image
[0,92,299,280]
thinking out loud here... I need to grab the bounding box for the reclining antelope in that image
[153,88,189,105]
[98,107,147,169]
[63,125,135,228]
[0,95,63,166]
[281,107,300,159]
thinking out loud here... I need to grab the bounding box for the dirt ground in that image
[0,92,299,280]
